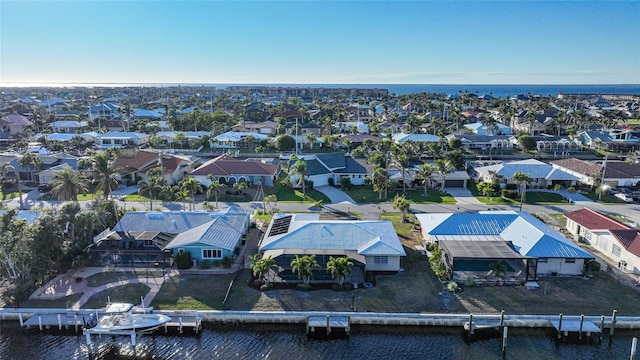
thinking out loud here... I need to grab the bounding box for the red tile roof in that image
[564,207,630,231]
[114,150,160,173]
[190,155,279,176]
[610,230,640,257]
[550,158,603,176]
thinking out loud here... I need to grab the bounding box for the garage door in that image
[445,180,465,187]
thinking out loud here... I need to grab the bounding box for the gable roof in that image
[475,159,579,181]
[165,217,242,250]
[609,230,640,257]
[604,162,640,179]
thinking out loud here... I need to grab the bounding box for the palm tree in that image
[138,176,162,211]
[390,150,410,195]
[0,162,14,191]
[91,152,119,200]
[233,180,249,195]
[290,254,318,286]
[326,256,354,287]
[250,254,278,286]
[120,100,133,131]
[206,180,225,209]
[372,167,389,200]
[393,194,411,222]
[160,184,180,208]
[489,260,508,280]
[512,171,531,211]
[180,176,202,211]
[290,159,308,201]
[50,167,89,201]
[19,151,41,183]
[435,159,453,192]
[414,163,435,195]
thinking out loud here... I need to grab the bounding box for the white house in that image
[474,159,579,189]
[95,132,149,148]
[565,207,640,275]
[288,153,370,188]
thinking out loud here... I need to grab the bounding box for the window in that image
[202,249,222,259]
[612,244,622,257]
[373,256,388,264]
[538,258,548,263]
[143,240,154,247]
[565,258,576,264]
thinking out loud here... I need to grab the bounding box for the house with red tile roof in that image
[550,158,603,187]
[565,207,640,274]
[190,155,280,187]
[113,150,198,186]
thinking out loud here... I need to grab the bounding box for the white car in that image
[614,192,634,202]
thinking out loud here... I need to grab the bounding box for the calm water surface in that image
[0,324,637,360]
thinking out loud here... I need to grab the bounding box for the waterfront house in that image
[95,131,149,149]
[392,133,440,145]
[260,213,406,282]
[89,207,250,267]
[446,134,513,151]
[48,120,87,133]
[416,211,595,282]
[211,131,268,149]
[463,122,513,135]
[574,129,640,152]
[190,154,280,187]
[565,207,640,274]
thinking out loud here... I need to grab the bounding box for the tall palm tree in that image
[250,254,278,286]
[326,256,354,287]
[91,152,119,200]
[512,171,531,211]
[290,254,318,286]
[206,180,225,209]
[160,184,180,208]
[120,100,133,131]
[435,159,453,192]
[393,194,411,222]
[138,176,162,211]
[372,166,389,200]
[290,159,308,201]
[19,152,41,182]
[414,163,435,195]
[180,176,202,211]
[50,167,89,201]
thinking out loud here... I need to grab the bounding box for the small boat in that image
[84,302,170,334]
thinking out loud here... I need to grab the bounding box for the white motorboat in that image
[84,302,170,335]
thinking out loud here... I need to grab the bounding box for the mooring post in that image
[140,296,144,309]
[57,313,62,330]
[85,331,91,345]
[579,314,584,340]
[305,316,309,335]
[500,310,505,329]
[74,314,78,333]
[38,315,43,331]
[130,331,136,346]
[468,313,474,336]
[557,314,563,340]
[600,315,605,343]
[179,317,183,334]
[502,326,508,357]
[18,312,23,327]
[631,337,638,360]
[326,315,330,336]
[610,309,618,345]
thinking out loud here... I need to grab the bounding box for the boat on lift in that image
[83,302,170,342]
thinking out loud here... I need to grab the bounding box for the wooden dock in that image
[306,315,350,337]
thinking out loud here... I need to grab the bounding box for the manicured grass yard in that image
[151,273,236,310]
[21,293,83,309]
[524,191,567,205]
[344,187,455,204]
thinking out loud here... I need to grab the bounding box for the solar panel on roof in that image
[269,215,292,237]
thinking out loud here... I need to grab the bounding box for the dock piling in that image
[57,313,62,330]
[557,314,563,340]
[502,326,508,356]
[326,315,330,336]
[468,313,474,336]
[610,309,618,345]
[179,317,183,334]
[38,315,43,331]
[499,310,505,329]
[18,312,23,327]
[579,314,584,340]
[631,337,637,360]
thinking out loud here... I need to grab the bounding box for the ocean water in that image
[2,83,639,98]
[1,324,638,360]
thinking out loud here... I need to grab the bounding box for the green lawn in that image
[20,293,83,309]
[1,191,23,200]
[468,180,517,205]
[151,273,236,310]
[344,187,455,204]
[525,191,568,205]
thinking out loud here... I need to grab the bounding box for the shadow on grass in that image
[21,293,84,309]
[81,283,150,309]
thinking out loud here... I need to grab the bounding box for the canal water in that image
[0,323,637,359]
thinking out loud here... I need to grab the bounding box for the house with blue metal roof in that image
[260,213,406,282]
[416,211,594,282]
[89,206,250,267]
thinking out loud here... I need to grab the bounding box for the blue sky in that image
[1,1,638,85]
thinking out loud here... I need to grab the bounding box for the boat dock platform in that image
[306,315,350,337]
[19,309,202,335]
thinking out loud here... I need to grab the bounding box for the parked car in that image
[614,192,633,202]
[38,184,50,193]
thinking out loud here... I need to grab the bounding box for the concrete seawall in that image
[3,308,640,330]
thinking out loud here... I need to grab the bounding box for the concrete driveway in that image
[444,187,485,206]
[315,186,356,204]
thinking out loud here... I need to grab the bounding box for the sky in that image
[1,1,639,85]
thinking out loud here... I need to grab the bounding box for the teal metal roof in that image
[430,214,518,235]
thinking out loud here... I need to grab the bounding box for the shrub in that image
[331,284,341,291]
[365,272,375,283]
[342,283,353,291]
[464,276,476,287]
[340,176,352,190]
[304,179,314,190]
[212,260,222,267]
[175,251,192,269]
[260,284,273,291]
[296,284,313,291]
[447,281,459,292]
[426,242,438,252]
[221,256,233,269]
[197,260,212,269]
[501,189,518,199]
[328,177,335,187]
